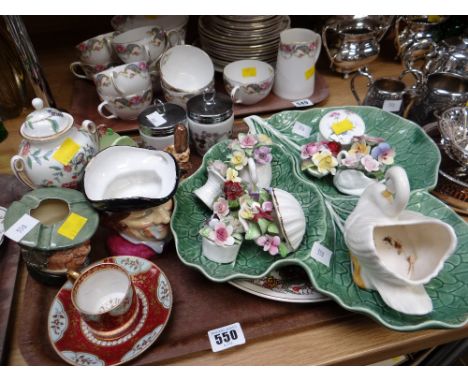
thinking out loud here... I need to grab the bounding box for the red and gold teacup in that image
[68,263,139,339]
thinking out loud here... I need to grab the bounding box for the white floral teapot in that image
[344,166,457,315]
[11,98,99,189]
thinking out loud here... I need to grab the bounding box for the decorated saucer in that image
[48,255,172,366]
[230,266,329,303]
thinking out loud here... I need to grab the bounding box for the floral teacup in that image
[97,88,153,120]
[112,25,171,64]
[76,31,119,65]
[70,62,114,80]
[223,60,275,105]
[94,61,151,98]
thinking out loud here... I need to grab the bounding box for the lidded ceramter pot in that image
[138,99,188,151]
[186,91,234,155]
[10,98,99,189]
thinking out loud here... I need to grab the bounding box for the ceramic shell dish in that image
[84,146,179,212]
[344,166,457,315]
[241,107,468,331]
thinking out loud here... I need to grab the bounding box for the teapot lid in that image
[20,98,74,140]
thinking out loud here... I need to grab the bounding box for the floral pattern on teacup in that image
[113,43,145,58]
[113,89,153,109]
[225,79,273,96]
[77,33,118,58]
[94,62,149,89]
[279,40,320,59]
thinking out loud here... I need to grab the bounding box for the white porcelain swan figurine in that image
[344,166,457,315]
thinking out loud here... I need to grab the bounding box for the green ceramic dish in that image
[240,108,468,331]
[246,106,441,199]
[171,142,328,282]
[4,187,99,250]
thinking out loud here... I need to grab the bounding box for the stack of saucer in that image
[198,16,290,70]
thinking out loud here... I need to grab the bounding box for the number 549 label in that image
[208,322,246,352]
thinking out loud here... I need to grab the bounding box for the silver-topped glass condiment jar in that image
[187,91,234,155]
[138,99,187,150]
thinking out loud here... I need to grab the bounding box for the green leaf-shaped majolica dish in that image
[247,106,441,199]
[171,142,328,282]
[241,107,468,331]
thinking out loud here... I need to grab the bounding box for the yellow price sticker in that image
[427,15,442,23]
[305,66,315,80]
[242,67,257,77]
[52,138,80,166]
[331,118,355,135]
[57,213,88,240]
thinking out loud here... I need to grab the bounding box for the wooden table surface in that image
[1,39,467,366]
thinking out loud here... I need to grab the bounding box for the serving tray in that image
[239,108,468,331]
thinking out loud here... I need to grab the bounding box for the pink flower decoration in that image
[239,134,258,149]
[115,44,126,53]
[300,142,323,159]
[78,43,87,52]
[209,219,234,246]
[361,155,380,172]
[253,146,272,164]
[256,234,281,256]
[138,61,147,70]
[340,152,360,168]
[262,201,273,212]
[130,95,143,105]
[213,198,230,218]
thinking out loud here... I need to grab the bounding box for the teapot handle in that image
[350,67,373,105]
[81,120,100,144]
[403,39,438,73]
[11,155,35,189]
[394,16,404,57]
[321,24,336,67]
[398,68,424,119]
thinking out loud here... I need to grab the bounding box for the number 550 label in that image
[208,322,246,352]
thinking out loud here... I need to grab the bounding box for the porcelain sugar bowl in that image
[3,187,99,285]
[11,98,99,189]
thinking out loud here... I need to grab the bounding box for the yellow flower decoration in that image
[230,150,248,170]
[226,168,241,182]
[239,204,254,220]
[349,141,370,156]
[312,150,338,175]
[257,134,272,145]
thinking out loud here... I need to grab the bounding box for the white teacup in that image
[223,60,275,105]
[76,31,119,65]
[111,15,188,48]
[70,61,115,80]
[161,78,215,109]
[94,61,151,98]
[160,45,214,95]
[98,88,153,120]
[112,25,174,64]
[273,28,322,100]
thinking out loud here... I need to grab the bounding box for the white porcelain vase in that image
[202,237,242,264]
[344,166,457,315]
[239,158,272,190]
[193,167,226,209]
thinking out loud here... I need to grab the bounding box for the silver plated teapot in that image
[404,34,468,77]
[322,17,390,78]
[394,15,449,60]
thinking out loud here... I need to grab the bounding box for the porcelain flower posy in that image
[300,135,395,180]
